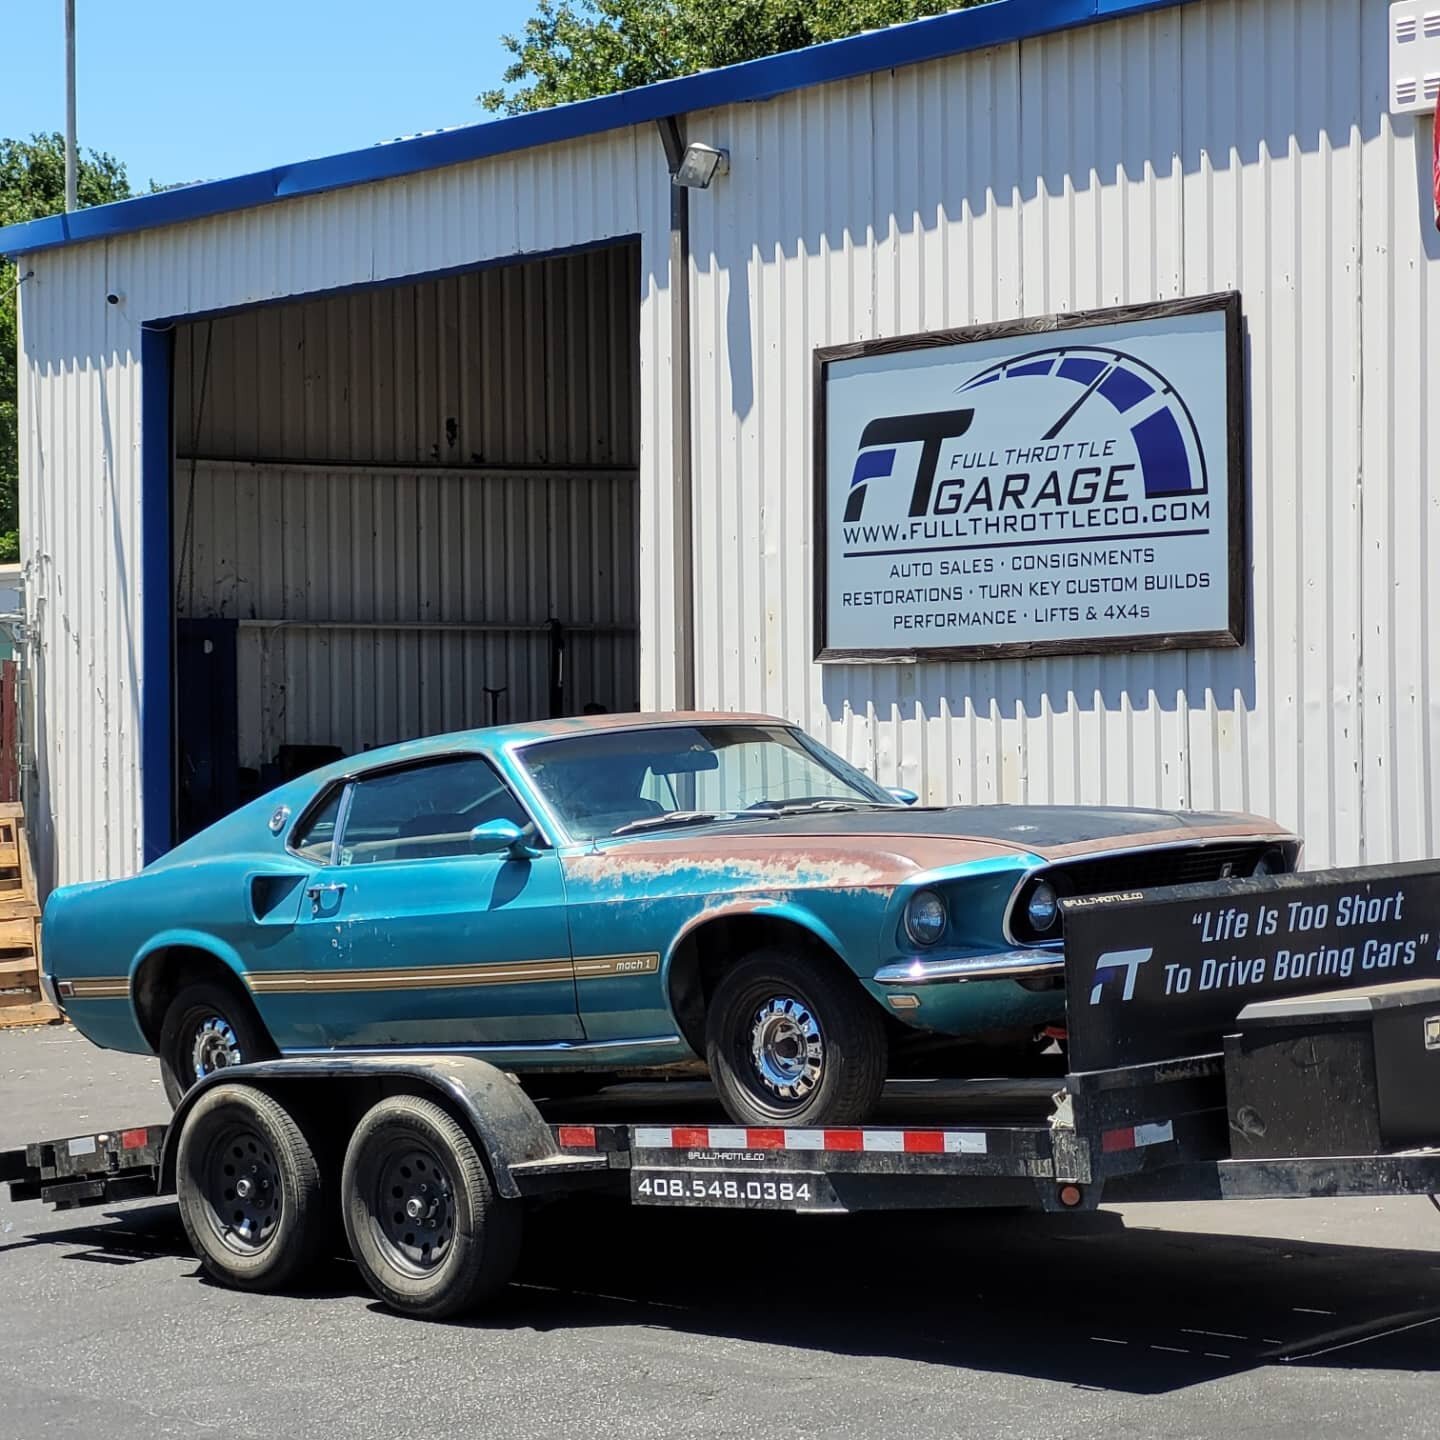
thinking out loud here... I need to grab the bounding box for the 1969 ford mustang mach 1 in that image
[41,713,1300,1126]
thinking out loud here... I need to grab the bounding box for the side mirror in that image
[470,819,538,859]
[887,786,919,807]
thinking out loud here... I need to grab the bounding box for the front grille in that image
[1010,840,1292,945]
[1055,843,1274,894]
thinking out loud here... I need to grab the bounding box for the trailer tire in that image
[176,1083,326,1293]
[158,980,275,1109]
[341,1095,522,1321]
[705,948,887,1127]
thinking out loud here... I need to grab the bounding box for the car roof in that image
[309,711,787,782]
[149,713,795,867]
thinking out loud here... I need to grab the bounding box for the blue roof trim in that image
[0,0,1190,259]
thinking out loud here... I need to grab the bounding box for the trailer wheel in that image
[705,948,887,1127]
[176,1083,325,1292]
[341,1095,522,1321]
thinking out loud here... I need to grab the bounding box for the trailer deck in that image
[6,861,1440,1319]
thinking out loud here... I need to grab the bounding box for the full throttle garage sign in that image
[813,294,1245,661]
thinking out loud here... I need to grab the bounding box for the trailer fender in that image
[159,1054,558,1200]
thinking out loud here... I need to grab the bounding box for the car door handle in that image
[306,882,347,906]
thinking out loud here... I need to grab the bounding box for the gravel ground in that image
[2,1025,1438,1440]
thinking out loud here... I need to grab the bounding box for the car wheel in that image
[704,948,887,1127]
[175,1083,326,1293]
[341,1095,523,1321]
[159,980,275,1109]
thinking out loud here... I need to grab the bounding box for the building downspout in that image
[656,116,695,710]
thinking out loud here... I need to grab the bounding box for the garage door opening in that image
[169,242,640,842]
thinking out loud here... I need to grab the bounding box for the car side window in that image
[338,757,529,865]
[291,787,345,863]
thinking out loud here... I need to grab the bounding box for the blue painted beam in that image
[0,0,1195,258]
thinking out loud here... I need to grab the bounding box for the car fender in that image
[128,929,252,1034]
[666,897,854,975]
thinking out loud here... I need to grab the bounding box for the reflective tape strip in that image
[1134,1121,1175,1148]
[944,1132,988,1155]
[628,1125,994,1154]
[861,1131,905,1153]
[781,1129,826,1150]
[707,1127,749,1148]
[902,1130,945,1154]
[556,1125,596,1150]
[1102,1120,1174,1154]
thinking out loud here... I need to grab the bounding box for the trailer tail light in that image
[120,1128,149,1151]
[1058,1184,1084,1208]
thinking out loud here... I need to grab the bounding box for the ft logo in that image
[843,409,975,522]
[1089,948,1153,1005]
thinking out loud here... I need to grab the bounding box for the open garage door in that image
[170,244,639,840]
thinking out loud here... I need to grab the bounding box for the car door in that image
[259,754,582,1048]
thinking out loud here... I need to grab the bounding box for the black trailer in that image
[6,862,1440,1320]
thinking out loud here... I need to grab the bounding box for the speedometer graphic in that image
[957,345,1209,499]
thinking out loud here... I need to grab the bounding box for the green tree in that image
[1,134,131,563]
[481,0,994,115]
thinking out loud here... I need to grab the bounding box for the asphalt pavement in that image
[2,1025,1438,1440]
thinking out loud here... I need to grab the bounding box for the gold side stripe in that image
[573,952,661,978]
[244,953,659,995]
[64,978,131,999]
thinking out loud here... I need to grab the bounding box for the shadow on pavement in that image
[10,1197,1439,1394]
[495,1200,1440,1393]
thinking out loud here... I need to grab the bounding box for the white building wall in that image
[18,129,673,888]
[685,0,1438,869]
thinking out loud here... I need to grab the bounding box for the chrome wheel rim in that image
[203,1125,282,1255]
[750,996,823,1101]
[191,1016,242,1081]
[370,1143,456,1277]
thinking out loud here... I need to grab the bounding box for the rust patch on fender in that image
[564,832,1013,893]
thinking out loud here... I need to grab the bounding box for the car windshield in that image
[519,724,897,841]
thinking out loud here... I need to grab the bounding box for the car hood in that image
[565,805,1293,892]
[731,804,1289,856]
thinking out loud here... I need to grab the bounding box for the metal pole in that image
[656,116,695,710]
[64,0,78,212]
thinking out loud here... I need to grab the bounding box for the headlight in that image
[904,890,947,946]
[1026,880,1060,936]
[1252,848,1287,877]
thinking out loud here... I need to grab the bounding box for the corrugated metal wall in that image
[17,0,1440,887]
[685,0,1438,869]
[18,128,669,888]
[172,246,640,773]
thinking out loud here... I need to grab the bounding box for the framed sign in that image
[813,294,1246,662]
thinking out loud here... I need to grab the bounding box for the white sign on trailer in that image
[814,295,1245,662]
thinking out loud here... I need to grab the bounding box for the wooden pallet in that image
[0,804,59,1028]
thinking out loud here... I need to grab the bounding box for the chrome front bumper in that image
[38,969,64,1013]
[873,949,1064,985]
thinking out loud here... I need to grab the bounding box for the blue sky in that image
[1,1,540,190]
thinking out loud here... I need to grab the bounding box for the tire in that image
[341,1095,522,1321]
[175,1083,326,1293]
[158,980,275,1109]
[704,948,887,1127]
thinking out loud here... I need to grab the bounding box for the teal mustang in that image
[41,714,1298,1125]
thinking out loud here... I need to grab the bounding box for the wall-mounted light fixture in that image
[672,142,730,189]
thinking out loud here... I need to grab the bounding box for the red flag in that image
[1434,97,1440,231]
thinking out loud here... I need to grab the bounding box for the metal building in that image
[1,0,1437,891]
